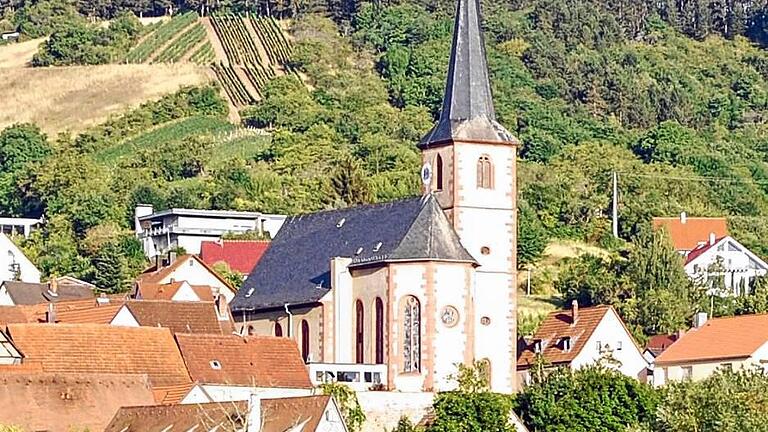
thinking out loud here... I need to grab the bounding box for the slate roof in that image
[175,333,313,388]
[200,240,270,274]
[1,281,94,305]
[652,216,728,251]
[121,300,231,334]
[232,195,475,311]
[655,314,768,365]
[419,0,517,147]
[0,372,156,432]
[6,323,191,386]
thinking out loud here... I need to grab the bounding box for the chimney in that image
[693,312,708,328]
[709,232,716,246]
[570,300,579,326]
[47,277,58,297]
[247,393,261,432]
[680,212,687,224]
[46,303,56,323]
[168,250,178,264]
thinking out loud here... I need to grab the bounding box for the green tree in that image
[518,202,548,268]
[320,383,365,432]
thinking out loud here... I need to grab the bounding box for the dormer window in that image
[561,337,572,352]
[533,339,543,354]
[210,360,222,370]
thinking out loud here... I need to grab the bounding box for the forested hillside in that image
[3,0,768,295]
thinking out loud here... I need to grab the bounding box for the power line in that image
[616,171,768,186]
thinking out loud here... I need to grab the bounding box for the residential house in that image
[0,217,42,238]
[5,323,191,387]
[104,395,348,432]
[110,299,233,334]
[517,302,648,385]
[0,233,39,282]
[136,254,237,302]
[0,372,156,432]
[652,213,728,255]
[684,235,768,295]
[174,333,314,402]
[230,0,520,393]
[643,333,680,386]
[135,205,285,257]
[653,313,768,386]
[200,239,271,276]
[0,278,93,306]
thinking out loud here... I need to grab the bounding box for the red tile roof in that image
[684,237,725,265]
[121,300,232,334]
[138,282,215,301]
[0,373,156,432]
[175,333,312,388]
[655,314,768,365]
[645,334,679,357]
[7,323,191,386]
[0,306,31,326]
[200,240,270,274]
[518,305,616,368]
[151,382,195,405]
[137,254,235,294]
[652,217,728,251]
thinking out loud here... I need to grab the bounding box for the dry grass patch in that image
[0,38,45,68]
[0,63,211,134]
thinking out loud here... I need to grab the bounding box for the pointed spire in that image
[419,0,517,148]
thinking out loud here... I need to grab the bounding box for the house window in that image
[375,297,384,364]
[617,341,623,351]
[274,323,283,337]
[435,154,444,191]
[596,340,602,352]
[720,363,732,371]
[403,296,421,373]
[476,156,493,189]
[356,300,365,364]
[682,366,693,380]
[562,337,572,352]
[301,320,310,363]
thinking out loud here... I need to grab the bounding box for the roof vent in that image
[355,247,363,255]
[210,360,222,370]
[244,287,255,298]
[373,242,382,252]
[336,218,346,228]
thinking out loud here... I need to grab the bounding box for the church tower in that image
[420,0,518,392]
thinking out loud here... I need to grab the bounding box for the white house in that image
[684,235,768,296]
[135,254,237,302]
[135,205,285,258]
[517,302,648,385]
[0,233,40,283]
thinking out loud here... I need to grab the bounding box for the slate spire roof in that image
[419,0,518,147]
[231,195,476,312]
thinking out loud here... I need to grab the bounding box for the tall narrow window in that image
[435,154,444,191]
[355,300,365,364]
[274,322,283,337]
[403,296,421,373]
[375,297,384,364]
[476,156,493,189]
[301,320,310,362]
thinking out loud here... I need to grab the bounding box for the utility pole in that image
[612,171,619,239]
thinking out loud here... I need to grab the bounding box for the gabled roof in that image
[419,0,517,147]
[645,334,679,357]
[655,314,768,365]
[232,196,475,311]
[175,333,313,388]
[0,373,156,432]
[120,300,231,334]
[200,240,270,274]
[137,281,216,301]
[152,382,196,405]
[652,216,728,251]
[6,323,191,386]
[517,305,615,368]
[683,235,768,269]
[137,254,235,294]
[1,281,94,305]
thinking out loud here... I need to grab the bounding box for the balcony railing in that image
[307,363,387,392]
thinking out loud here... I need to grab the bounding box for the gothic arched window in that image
[375,297,384,364]
[301,320,310,362]
[403,296,421,373]
[356,300,365,364]
[476,155,493,189]
[435,154,444,191]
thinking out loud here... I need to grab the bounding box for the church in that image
[230,0,519,393]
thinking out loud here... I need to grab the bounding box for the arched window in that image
[247,325,256,336]
[301,320,310,363]
[403,296,421,373]
[274,322,283,337]
[435,154,444,191]
[375,297,384,364]
[355,300,365,364]
[476,156,493,189]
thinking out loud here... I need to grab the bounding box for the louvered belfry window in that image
[403,296,421,373]
[477,155,493,189]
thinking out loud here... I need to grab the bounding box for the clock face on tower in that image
[421,163,432,186]
[441,306,459,327]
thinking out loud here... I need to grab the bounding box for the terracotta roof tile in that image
[0,372,155,432]
[655,314,768,365]
[260,395,332,432]
[517,305,612,368]
[200,240,271,274]
[137,254,235,294]
[52,303,123,324]
[138,282,216,301]
[645,334,679,357]
[175,333,312,388]
[652,217,728,251]
[152,382,195,404]
[7,323,191,386]
[122,300,230,334]
[0,306,31,326]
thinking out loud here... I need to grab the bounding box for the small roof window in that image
[210,360,222,370]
